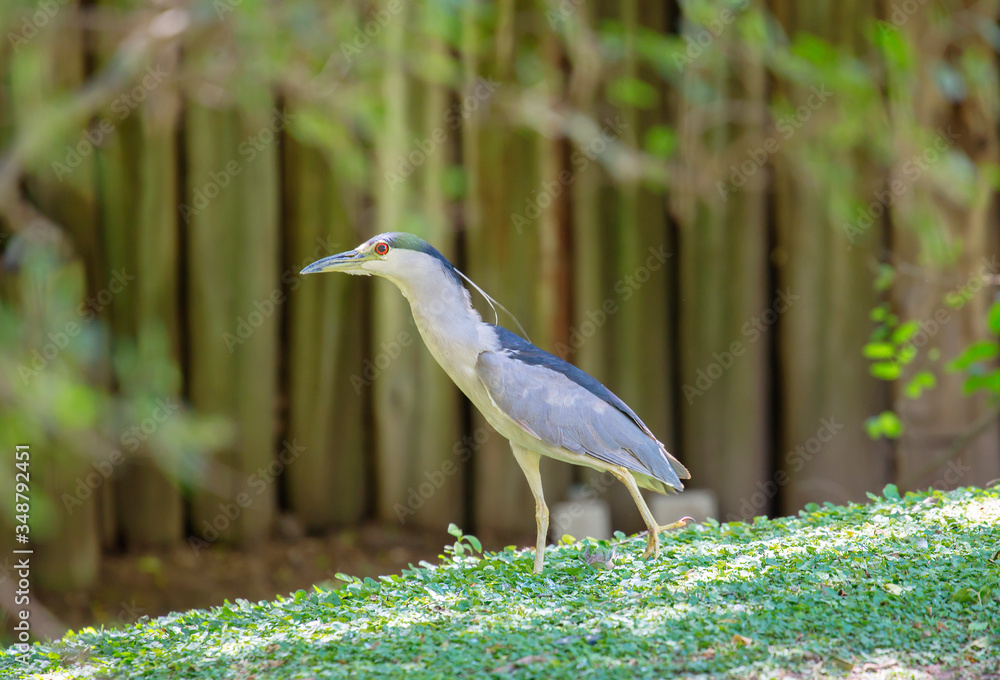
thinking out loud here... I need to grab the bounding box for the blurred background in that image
[1,0,999,640]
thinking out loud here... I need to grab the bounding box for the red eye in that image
[374,242,390,256]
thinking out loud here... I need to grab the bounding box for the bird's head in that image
[300,232,459,287]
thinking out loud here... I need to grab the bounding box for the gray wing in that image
[476,327,687,491]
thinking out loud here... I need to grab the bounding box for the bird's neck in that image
[390,263,495,387]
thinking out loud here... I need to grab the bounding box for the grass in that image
[4,485,999,679]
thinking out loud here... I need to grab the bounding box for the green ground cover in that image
[4,485,998,679]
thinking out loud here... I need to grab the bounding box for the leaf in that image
[829,655,854,671]
[966,637,989,650]
[447,523,463,538]
[607,76,657,109]
[644,125,677,158]
[952,587,980,604]
[988,302,1000,334]
[882,484,900,500]
[873,264,895,292]
[864,416,882,440]
[962,372,1000,395]
[875,21,913,73]
[731,634,753,647]
[904,370,936,399]
[891,320,919,345]
[884,583,903,595]
[870,362,901,380]
[947,341,999,371]
[896,344,918,365]
[863,342,895,360]
[878,411,903,439]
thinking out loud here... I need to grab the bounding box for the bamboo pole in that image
[414,6,463,529]
[371,0,462,531]
[230,97,281,543]
[673,0,771,521]
[886,0,1000,490]
[769,0,891,513]
[125,44,185,548]
[8,3,102,588]
[185,103,241,544]
[591,0,676,532]
[462,0,550,541]
[90,3,185,550]
[284,132,368,528]
[187,90,281,545]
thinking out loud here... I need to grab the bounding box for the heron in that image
[301,232,690,573]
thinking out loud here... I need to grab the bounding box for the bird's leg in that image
[510,444,548,574]
[609,467,662,560]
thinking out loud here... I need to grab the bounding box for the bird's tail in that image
[668,455,691,480]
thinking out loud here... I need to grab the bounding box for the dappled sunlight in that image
[5,487,998,678]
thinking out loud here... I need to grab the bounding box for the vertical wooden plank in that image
[186,90,281,545]
[560,2,624,535]
[464,0,569,541]
[888,0,1000,490]
[371,0,462,531]
[371,0,413,528]
[673,0,771,521]
[186,102,240,543]
[7,1,101,589]
[284,133,367,529]
[533,7,575,519]
[770,0,892,512]
[463,0,519,540]
[91,3,184,550]
[585,0,675,532]
[565,3,608,406]
[331,285,369,523]
[414,0,463,527]
[284,140,338,530]
[91,4,139,550]
[124,44,185,548]
[231,95,281,542]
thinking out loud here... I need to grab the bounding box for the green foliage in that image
[4,486,997,678]
[443,523,483,560]
[0,240,230,530]
[865,411,902,440]
[863,272,1000,440]
[863,299,922,397]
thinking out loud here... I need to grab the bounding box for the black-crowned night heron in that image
[302,233,690,573]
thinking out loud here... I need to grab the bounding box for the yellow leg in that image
[611,467,660,558]
[511,444,548,574]
[609,466,665,559]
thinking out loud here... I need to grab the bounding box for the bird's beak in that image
[300,249,368,275]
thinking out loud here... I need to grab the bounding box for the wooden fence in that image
[2,0,999,591]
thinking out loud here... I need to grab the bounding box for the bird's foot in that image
[660,516,696,532]
[642,531,660,560]
[642,517,695,560]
